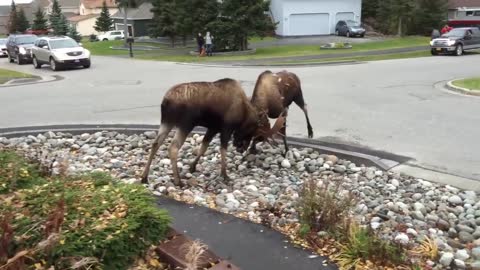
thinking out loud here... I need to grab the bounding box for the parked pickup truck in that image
[430,27,480,56]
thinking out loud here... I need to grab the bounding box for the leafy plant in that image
[0,151,44,194]
[412,237,438,260]
[0,151,171,269]
[298,177,356,233]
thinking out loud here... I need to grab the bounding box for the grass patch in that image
[452,77,480,91]
[268,50,432,65]
[85,36,430,63]
[0,150,171,269]
[0,68,34,84]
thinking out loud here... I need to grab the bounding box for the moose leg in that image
[281,118,289,156]
[169,128,190,186]
[248,138,260,155]
[141,124,173,184]
[294,94,314,138]
[219,130,233,181]
[190,129,217,173]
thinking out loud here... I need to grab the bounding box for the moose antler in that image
[254,115,286,147]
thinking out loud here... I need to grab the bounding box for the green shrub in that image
[298,178,356,233]
[0,151,45,194]
[0,151,171,269]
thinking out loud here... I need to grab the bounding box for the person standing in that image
[205,31,214,56]
[196,33,205,56]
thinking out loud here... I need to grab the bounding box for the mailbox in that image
[126,37,135,43]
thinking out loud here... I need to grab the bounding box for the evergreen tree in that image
[94,0,114,32]
[362,0,379,19]
[377,0,416,35]
[149,0,179,46]
[16,8,30,32]
[411,0,448,35]
[183,0,219,39]
[50,0,69,35]
[208,0,276,51]
[32,7,48,31]
[7,0,17,34]
[68,25,82,42]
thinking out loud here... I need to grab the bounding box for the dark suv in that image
[430,27,480,56]
[6,34,38,64]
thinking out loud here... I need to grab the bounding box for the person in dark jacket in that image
[431,28,440,40]
[196,33,205,55]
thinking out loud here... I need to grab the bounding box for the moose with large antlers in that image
[249,70,313,155]
[141,78,285,186]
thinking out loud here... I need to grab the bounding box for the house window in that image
[466,11,474,16]
[474,11,480,16]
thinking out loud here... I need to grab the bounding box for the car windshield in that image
[16,36,37,44]
[0,39,6,45]
[442,29,466,37]
[346,20,360,27]
[49,39,80,49]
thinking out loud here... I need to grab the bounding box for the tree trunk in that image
[123,6,128,46]
[397,16,403,36]
[182,35,186,46]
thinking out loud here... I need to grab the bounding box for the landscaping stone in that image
[2,131,480,268]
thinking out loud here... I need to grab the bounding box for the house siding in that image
[72,16,99,36]
[270,0,362,36]
[113,18,150,37]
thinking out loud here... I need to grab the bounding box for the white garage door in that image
[289,13,330,36]
[335,12,354,23]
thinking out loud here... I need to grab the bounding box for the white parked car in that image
[0,38,7,57]
[31,36,91,71]
[98,30,125,41]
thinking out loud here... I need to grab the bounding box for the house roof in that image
[448,0,480,9]
[112,2,152,20]
[81,0,116,9]
[58,0,81,8]
[68,13,97,22]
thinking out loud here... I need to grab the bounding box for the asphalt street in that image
[0,54,479,184]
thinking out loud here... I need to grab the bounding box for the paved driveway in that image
[0,54,479,184]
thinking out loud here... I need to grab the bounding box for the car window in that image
[15,35,38,45]
[39,40,48,48]
[442,28,466,37]
[112,31,120,35]
[346,20,360,27]
[49,39,79,49]
[472,28,480,36]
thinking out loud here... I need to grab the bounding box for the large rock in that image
[439,252,454,266]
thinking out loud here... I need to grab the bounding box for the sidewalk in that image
[157,196,337,270]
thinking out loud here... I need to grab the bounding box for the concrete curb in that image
[445,79,480,96]
[0,75,63,88]
[0,124,407,172]
[176,60,363,68]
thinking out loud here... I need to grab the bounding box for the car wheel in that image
[50,57,60,71]
[455,44,463,56]
[103,38,108,41]
[83,61,91,68]
[346,31,351,38]
[32,56,42,69]
[7,53,14,63]
[431,49,439,56]
[360,34,365,38]
[16,55,23,65]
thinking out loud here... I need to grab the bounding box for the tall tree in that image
[362,0,379,19]
[377,0,416,35]
[16,8,30,33]
[149,0,179,46]
[68,25,82,42]
[50,0,69,35]
[7,0,18,34]
[208,0,276,51]
[32,7,48,31]
[94,0,114,32]
[411,0,448,35]
[182,0,219,41]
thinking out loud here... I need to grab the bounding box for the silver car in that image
[0,38,7,57]
[31,36,91,71]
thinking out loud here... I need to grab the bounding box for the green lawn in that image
[0,68,34,84]
[268,50,432,65]
[84,36,430,63]
[452,77,480,91]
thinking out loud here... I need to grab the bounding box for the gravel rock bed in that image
[1,130,480,269]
